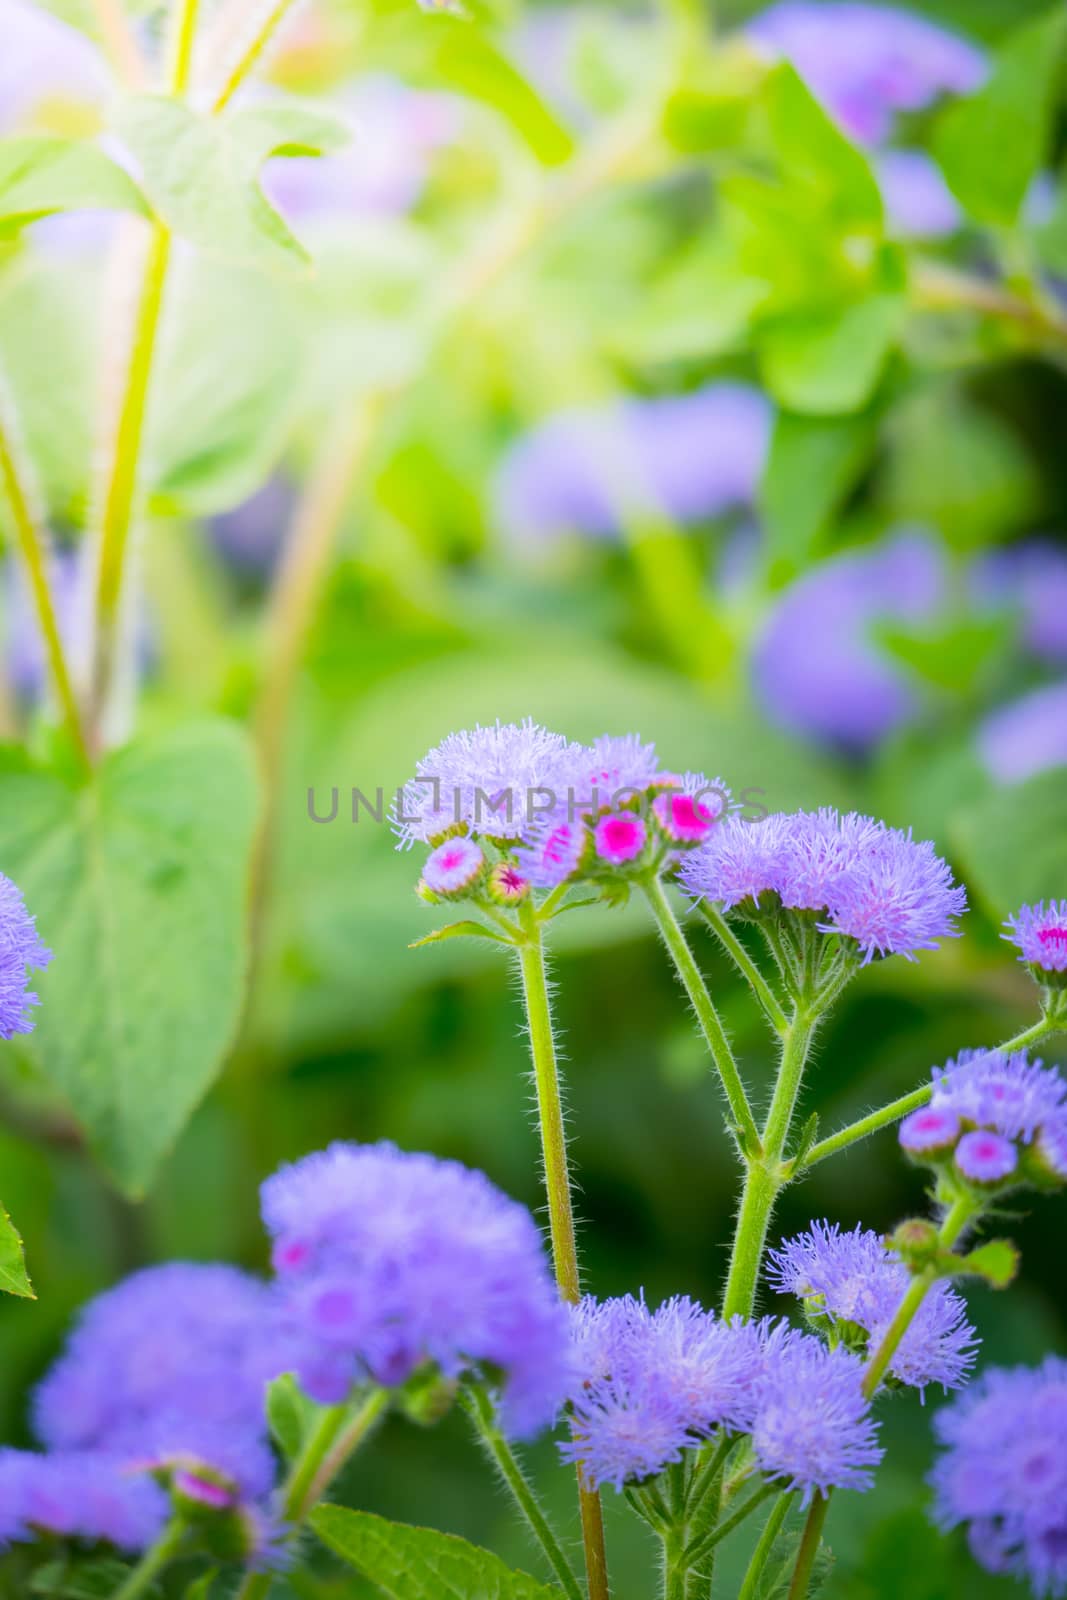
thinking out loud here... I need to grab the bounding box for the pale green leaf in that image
[409,921,515,948]
[30,1559,147,1599]
[956,1239,1020,1289]
[266,1374,317,1463]
[951,768,1067,916]
[0,721,260,1196]
[935,7,1067,226]
[761,409,879,568]
[759,294,904,415]
[0,1200,33,1297]
[310,1506,566,1600]
[0,134,148,235]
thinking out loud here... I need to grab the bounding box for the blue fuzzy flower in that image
[0,871,51,1039]
[0,1450,169,1552]
[748,1328,883,1501]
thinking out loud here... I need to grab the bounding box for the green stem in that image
[212,0,297,112]
[786,1494,828,1600]
[169,0,202,92]
[698,904,788,1034]
[0,406,89,767]
[684,1479,778,1566]
[516,904,610,1600]
[722,1011,815,1320]
[800,1013,1061,1172]
[664,1528,687,1600]
[737,1493,794,1600]
[110,1516,187,1600]
[642,876,760,1153]
[461,1388,584,1600]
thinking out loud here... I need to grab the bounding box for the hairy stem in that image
[684,1479,778,1566]
[722,1011,815,1320]
[110,1516,187,1600]
[461,1387,584,1600]
[737,1493,794,1600]
[642,876,760,1153]
[0,406,88,765]
[698,903,788,1034]
[516,904,611,1600]
[786,1494,828,1600]
[212,0,298,112]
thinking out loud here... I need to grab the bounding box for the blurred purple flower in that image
[931,1358,1067,1596]
[955,1129,1017,1185]
[878,149,960,237]
[0,1450,169,1553]
[561,1295,765,1490]
[1004,900,1067,978]
[208,477,295,579]
[422,836,485,895]
[769,1222,976,1393]
[928,1049,1067,1145]
[262,77,458,223]
[0,871,51,1039]
[262,1141,568,1436]
[748,1330,882,1501]
[0,0,108,135]
[514,817,588,889]
[978,681,1067,785]
[495,384,771,544]
[746,3,986,146]
[973,540,1067,666]
[6,547,153,705]
[752,531,946,754]
[899,1104,960,1156]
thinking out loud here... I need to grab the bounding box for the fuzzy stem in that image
[786,1495,828,1600]
[698,903,788,1034]
[211,0,297,112]
[737,1493,794,1600]
[722,1010,815,1320]
[0,409,89,766]
[461,1387,584,1600]
[235,1389,388,1600]
[169,0,203,93]
[684,1479,778,1566]
[110,1515,187,1600]
[642,876,760,1154]
[516,903,611,1600]
[799,1013,1062,1172]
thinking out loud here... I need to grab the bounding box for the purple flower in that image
[1036,1118,1067,1184]
[594,812,647,867]
[0,1450,169,1552]
[33,1264,283,1498]
[208,477,295,579]
[0,871,51,1039]
[931,1358,1067,1597]
[495,384,771,544]
[748,1331,883,1501]
[261,1142,568,1436]
[652,776,729,845]
[561,1295,765,1490]
[261,77,458,222]
[421,836,485,897]
[514,818,588,890]
[6,548,152,708]
[978,681,1067,786]
[394,720,588,848]
[955,1130,1018,1186]
[899,1105,960,1156]
[973,540,1067,667]
[583,734,662,801]
[751,531,946,755]
[1004,900,1067,978]
[746,3,986,146]
[928,1049,1067,1145]
[679,808,966,962]
[0,0,108,135]
[877,149,960,237]
[769,1222,975,1393]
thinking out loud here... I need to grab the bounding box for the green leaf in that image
[759,293,904,415]
[31,1559,149,1599]
[760,65,883,232]
[115,96,350,271]
[951,768,1067,916]
[427,28,574,165]
[310,1506,566,1600]
[0,720,260,1196]
[761,409,880,569]
[267,1373,318,1462]
[752,1531,834,1598]
[876,612,1015,694]
[935,7,1067,225]
[0,135,148,236]
[183,1570,220,1600]
[409,921,516,948]
[0,1199,33,1297]
[956,1238,1020,1289]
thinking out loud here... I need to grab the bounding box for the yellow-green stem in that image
[110,1515,187,1600]
[0,412,88,767]
[169,0,202,92]
[516,904,610,1600]
[212,0,297,113]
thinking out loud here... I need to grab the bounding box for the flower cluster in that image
[0,1450,169,1553]
[562,1295,881,1502]
[899,1049,1067,1192]
[1004,901,1067,988]
[398,723,729,900]
[678,807,966,964]
[0,870,52,1039]
[769,1223,976,1393]
[930,1358,1067,1598]
[262,1141,568,1436]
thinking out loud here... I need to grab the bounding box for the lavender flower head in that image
[1004,900,1067,980]
[931,1357,1067,1597]
[751,531,946,755]
[746,4,986,146]
[33,1263,283,1498]
[0,0,108,135]
[749,1330,883,1500]
[679,807,966,963]
[561,1295,764,1490]
[973,540,1067,667]
[877,149,960,238]
[927,1049,1067,1145]
[261,1142,568,1436]
[978,681,1067,786]
[769,1222,976,1393]
[495,384,771,545]
[0,871,51,1039]
[0,1450,169,1553]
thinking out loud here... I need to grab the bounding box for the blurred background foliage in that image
[1,0,1066,1591]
